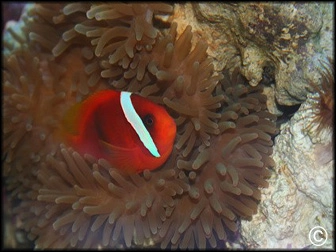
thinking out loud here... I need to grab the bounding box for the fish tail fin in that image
[62,102,82,135]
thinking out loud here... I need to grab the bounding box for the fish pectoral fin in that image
[98,140,138,172]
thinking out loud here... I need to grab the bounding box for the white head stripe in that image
[120,91,160,158]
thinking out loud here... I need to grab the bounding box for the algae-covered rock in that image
[240,95,333,249]
[171,3,334,105]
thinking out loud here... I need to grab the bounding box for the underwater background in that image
[2,2,334,249]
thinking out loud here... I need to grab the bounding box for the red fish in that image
[62,90,176,173]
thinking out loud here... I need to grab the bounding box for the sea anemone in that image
[298,58,334,166]
[304,58,334,138]
[3,3,278,249]
[161,68,278,249]
[3,48,65,199]
[14,145,189,248]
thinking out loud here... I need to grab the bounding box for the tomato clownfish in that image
[62,90,176,173]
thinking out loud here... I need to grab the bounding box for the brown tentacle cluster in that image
[156,68,278,249]
[3,3,279,249]
[3,49,65,199]
[15,145,189,248]
[2,43,110,199]
[53,3,173,91]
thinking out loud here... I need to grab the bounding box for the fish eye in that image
[143,114,154,128]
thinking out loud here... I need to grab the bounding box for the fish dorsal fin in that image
[120,91,160,158]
